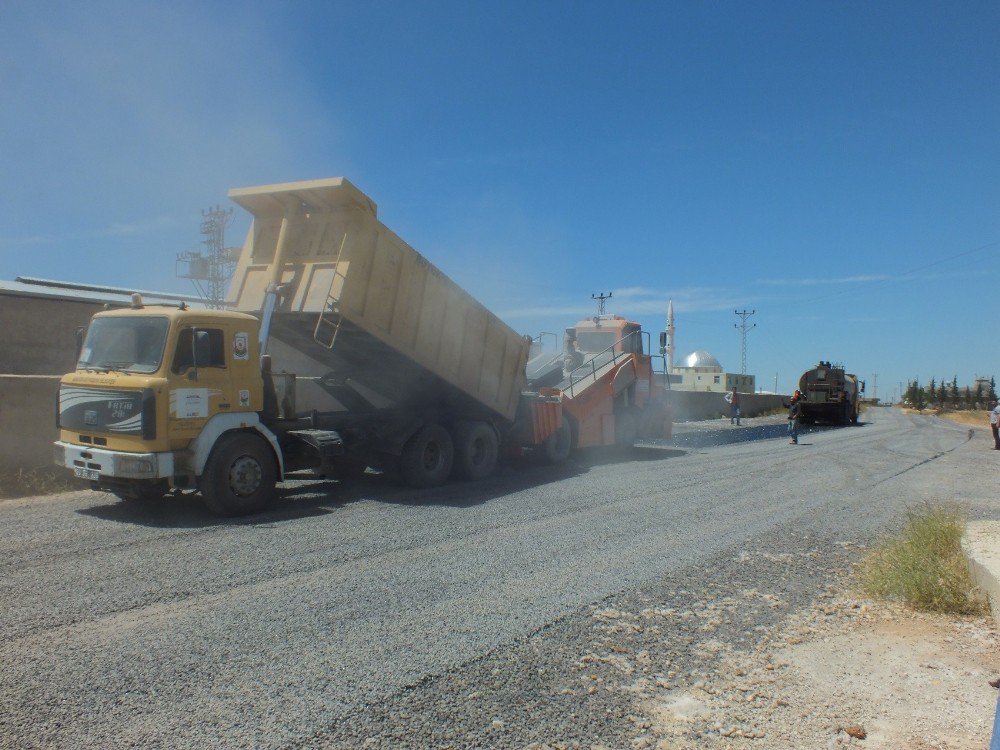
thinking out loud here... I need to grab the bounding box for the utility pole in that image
[733,309,756,375]
[592,292,612,316]
[872,373,878,402]
[774,372,778,394]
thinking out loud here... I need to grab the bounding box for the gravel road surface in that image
[0,408,993,749]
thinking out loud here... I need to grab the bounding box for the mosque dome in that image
[681,350,722,370]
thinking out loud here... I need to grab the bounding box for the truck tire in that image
[851,407,859,424]
[399,423,454,488]
[453,421,498,481]
[539,418,572,464]
[199,432,278,516]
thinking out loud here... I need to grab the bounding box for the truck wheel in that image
[200,432,277,516]
[539,419,572,464]
[454,421,498,481]
[851,408,859,424]
[399,423,454,488]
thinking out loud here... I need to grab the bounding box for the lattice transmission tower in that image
[734,309,756,375]
[176,206,240,308]
[592,291,612,316]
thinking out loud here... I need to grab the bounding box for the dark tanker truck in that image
[797,361,864,425]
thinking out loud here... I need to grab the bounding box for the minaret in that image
[666,299,676,373]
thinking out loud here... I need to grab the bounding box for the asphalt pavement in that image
[0,408,994,749]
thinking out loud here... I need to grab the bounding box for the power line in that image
[783,238,1000,308]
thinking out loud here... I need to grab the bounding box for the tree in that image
[928,377,936,406]
[908,379,926,410]
[964,386,973,409]
[937,379,947,406]
[950,376,960,408]
[990,376,998,402]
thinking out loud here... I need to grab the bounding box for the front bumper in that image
[53,441,175,480]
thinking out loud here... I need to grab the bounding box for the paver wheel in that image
[614,407,640,448]
[200,432,277,516]
[453,421,499,481]
[539,419,573,465]
[399,423,454,488]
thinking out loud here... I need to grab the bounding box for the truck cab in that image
[572,316,643,356]
[53,300,280,513]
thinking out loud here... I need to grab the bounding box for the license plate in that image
[74,467,100,481]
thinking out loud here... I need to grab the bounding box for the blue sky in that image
[2,1,997,398]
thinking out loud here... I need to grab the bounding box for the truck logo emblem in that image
[84,410,98,426]
[233,332,249,361]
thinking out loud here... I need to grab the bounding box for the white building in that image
[663,300,756,393]
[669,350,755,393]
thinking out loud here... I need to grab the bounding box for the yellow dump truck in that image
[53,178,574,515]
[55,177,671,515]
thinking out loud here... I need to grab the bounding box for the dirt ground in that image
[643,596,1000,749]
[896,407,989,430]
[938,410,991,429]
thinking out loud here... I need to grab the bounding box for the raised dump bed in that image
[227,178,529,425]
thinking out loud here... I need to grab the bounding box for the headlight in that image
[53,443,66,467]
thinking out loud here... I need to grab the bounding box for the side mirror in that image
[74,326,86,358]
[185,326,199,381]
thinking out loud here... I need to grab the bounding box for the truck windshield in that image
[77,316,170,374]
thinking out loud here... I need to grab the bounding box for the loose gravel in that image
[0,409,994,749]
[294,528,861,749]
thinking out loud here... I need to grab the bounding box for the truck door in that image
[168,324,234,440]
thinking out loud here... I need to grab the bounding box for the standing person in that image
[990,399,1000,450]
[788,391,802,445]
[729,388,741,426]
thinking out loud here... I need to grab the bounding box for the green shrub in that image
[859,504,987,615]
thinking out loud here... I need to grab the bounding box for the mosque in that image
[663,300,755,393]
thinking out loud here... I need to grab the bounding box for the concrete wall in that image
[0,375,61,471]
[0,292,109,472]
[665,389,787,422]
[0,294,105,375]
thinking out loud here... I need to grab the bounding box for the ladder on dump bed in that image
[313,234,349,349]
